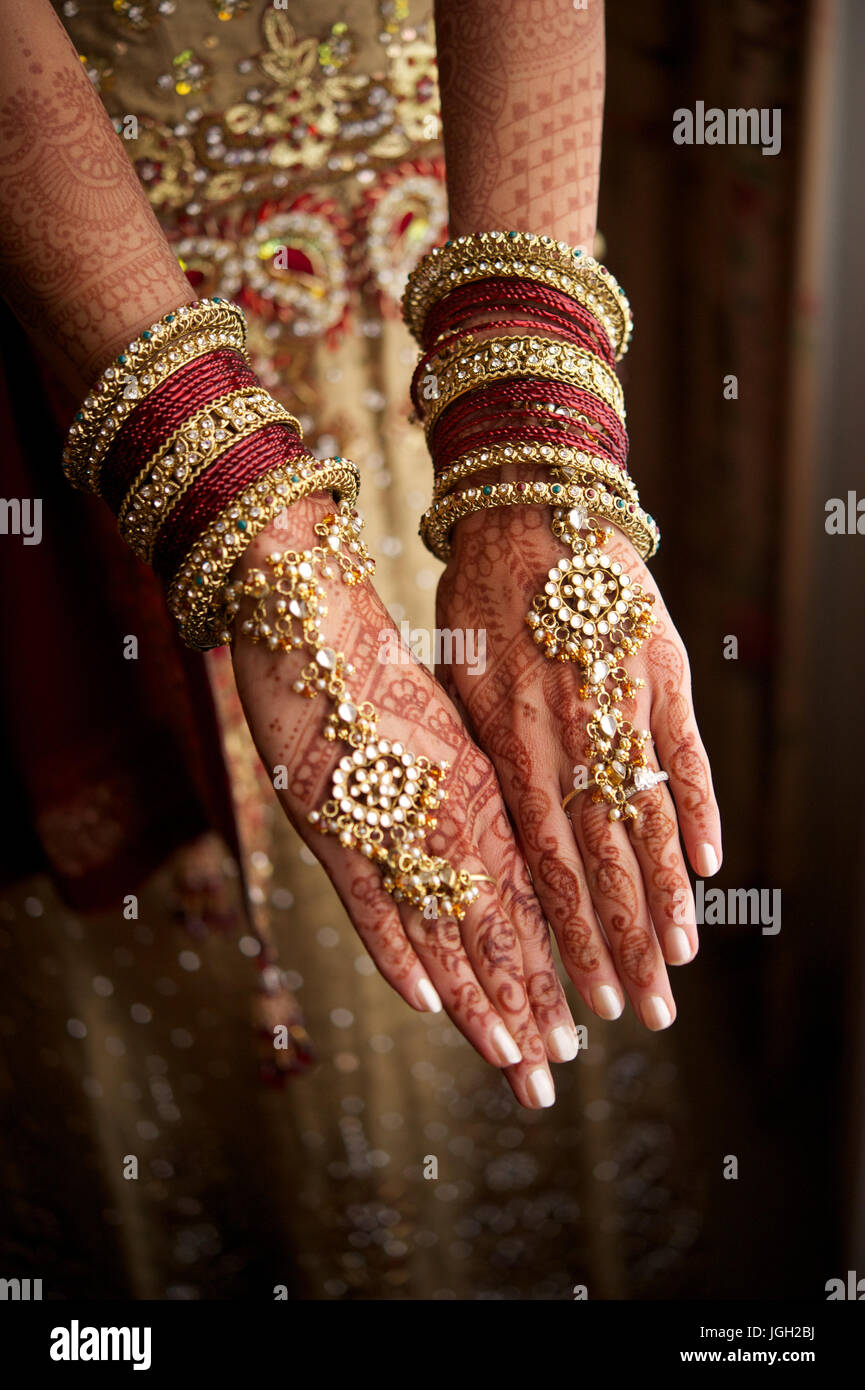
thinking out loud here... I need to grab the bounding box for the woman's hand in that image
[436,502,722,1032]
[230,495,582,1109]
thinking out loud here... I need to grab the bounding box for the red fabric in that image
[0,305,240,910]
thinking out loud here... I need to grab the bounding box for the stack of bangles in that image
[61,295,483,921]
[402,231,667,825]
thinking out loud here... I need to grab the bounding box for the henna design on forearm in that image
[435,0,605,248]
[0,4,194,387]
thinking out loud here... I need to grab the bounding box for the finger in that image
[457,871,558,1108]
[400,870,557,1111]
[396,898,534,1080]
[627,781,698,967]
[568,789,677,1032]
[310,832,443,1015]
[509,776,626,1023]
[474,795,580,1064]
[418,738,563,1105]
[647,629,723,879]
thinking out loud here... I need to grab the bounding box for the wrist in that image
[231,491,340,581]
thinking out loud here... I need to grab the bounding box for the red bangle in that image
[152,423,308,582]
[429,382,629,473]
[422,278,615,364]
[100,348,258,515]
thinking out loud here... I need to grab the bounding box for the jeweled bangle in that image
[167,456,361,651]
[403,233,633,361]
[420,475,658,564]
[420,478,570,562]
[70,324,251,497]
[564,485,659,560]
[118,388,303,563]
[63,298,247,491]
[152,423,308,582]
[418,336,626,436]
[432,442,639,505]
[98,347,262,514]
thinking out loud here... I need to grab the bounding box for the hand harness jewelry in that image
[222,506,480,920]
[527,471,662,822]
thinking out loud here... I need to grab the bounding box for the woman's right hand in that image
[230,494,581,1109]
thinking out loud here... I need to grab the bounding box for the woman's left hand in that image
[436,502,723,1031]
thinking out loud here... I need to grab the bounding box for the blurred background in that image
[602,0,865,1295]
[0,0,862,1300]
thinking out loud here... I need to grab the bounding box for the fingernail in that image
[641,995,673,1030]
[665,927,693,965]
[492,1023,522,1066]
[696,842,720,876]
[591,985,624,1020]
[416,978,442,1013]
[548,1025,579,1062]
[527,1068,556,1108]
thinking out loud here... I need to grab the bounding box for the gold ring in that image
[562,769,669,816]
[561,785,592,813]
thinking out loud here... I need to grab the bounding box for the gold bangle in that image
[420,478,566,562]
[432,442,642,506]
[420,335,626,436]
[559,486,659,560]
[403,232,633,361]
[421,476,658,564]
[118,388,303,563]
[63,298,248,493]
[167,455,361,651]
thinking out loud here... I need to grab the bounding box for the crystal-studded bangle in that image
[403,232,633,361]
[431,442,639,506]
[117,388,303,563]
[167,455,361,651]
[420,475,658,564]
[63,298,248,492]
[417,335,627,437]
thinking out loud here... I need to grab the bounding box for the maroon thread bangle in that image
[429,382,629,471]
[422,278,615,364]
[153,423,308,582]
[430,379,628,451]
[430,407,628,474]
[100,348,258,514]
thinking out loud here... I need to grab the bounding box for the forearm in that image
[0,0,195,397]
[434,0,605,251]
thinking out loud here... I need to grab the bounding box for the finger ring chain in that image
[527,490,661,823]
[221,504,480,921]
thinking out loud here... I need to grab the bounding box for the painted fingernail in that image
[641,995,673,1030]
[527,1068,556,1108]
[665,927,693,965]
[591,985,624,1020]
[696,842,720,876]
[548,1025,579,1062]
[492,1023,522,1066]
[416,978,442,1013]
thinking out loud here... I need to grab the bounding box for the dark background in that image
[602,0,865,1295]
